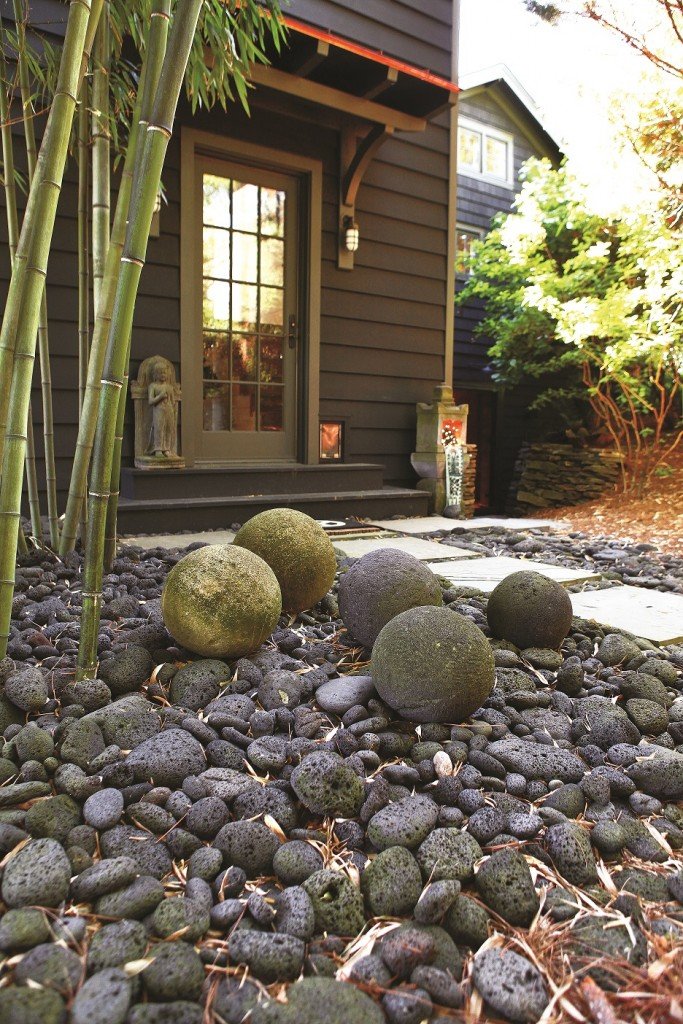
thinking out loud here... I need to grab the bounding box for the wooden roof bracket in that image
[338,123,394,270]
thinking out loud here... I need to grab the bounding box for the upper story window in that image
[455,224,483,276]
[457,116,514,186]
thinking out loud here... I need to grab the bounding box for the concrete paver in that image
[570,586,683,644]
[425,555,600,592]
[333,535,475,561]
[121,530,236,550]
[367,516,568,533]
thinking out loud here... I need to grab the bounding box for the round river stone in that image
[371,606,495,723]
[161,544,281,658]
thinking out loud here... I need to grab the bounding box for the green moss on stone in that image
[486,571,572,651]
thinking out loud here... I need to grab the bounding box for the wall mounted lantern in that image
[342,216,359,253]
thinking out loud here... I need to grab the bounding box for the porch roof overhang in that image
[251,13,459,133]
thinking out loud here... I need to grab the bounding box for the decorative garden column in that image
[411,384,474,517]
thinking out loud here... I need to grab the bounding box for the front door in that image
[195,157,299,462]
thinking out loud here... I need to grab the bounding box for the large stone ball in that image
[161,544,281,659]
[486,570,572,650]
[339,547,443,649]
[233,508,336,613]
[371,606,495,723]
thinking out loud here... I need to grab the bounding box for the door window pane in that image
[203,332,229,380]
[203,383,230,431]
[203,227,231,281]
[232,383,257,431]
[458,127,481,172]
[260,237,284,287]
[484,136,509,179]
[259,286,283,329]
[260,336,283,383]
[261,187,285,236]
[232,334,258,381]
[232,232,258,283]
[232,181,259,232]
[203,174,231,228]
[232,282,258,332]
[260,385,284,431]
[203,279,230,328]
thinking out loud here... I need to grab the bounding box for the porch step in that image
[120,462,385,500]
[116,486,429,534]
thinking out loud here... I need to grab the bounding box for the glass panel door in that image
[196,158,298,462]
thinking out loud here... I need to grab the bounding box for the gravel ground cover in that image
[0,525,682,1023]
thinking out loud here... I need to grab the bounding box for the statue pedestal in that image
[411,384,470,516]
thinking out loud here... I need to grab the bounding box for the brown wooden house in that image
[3,0,461,532]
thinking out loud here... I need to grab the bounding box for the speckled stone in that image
[473,948,548,1023]
[475,849,540,926]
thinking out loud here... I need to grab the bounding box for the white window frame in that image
[457,115,514,187]
[455,223,484,277]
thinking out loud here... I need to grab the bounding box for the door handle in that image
[288,314,298,349]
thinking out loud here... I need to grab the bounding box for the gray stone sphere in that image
[161,544,281,659]
[234,508,336,614]
[371,606,495,723]
[338,548,443,649]
[486,570,572,651]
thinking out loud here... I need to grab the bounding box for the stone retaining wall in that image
[507,443,623,514]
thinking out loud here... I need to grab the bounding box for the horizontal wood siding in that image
[0,0,453,507]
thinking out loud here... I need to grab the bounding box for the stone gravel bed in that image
[0,532,682,1023]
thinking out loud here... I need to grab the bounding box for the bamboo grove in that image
[0,0,285,675]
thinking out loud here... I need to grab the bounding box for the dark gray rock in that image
[250,976,385,1024]
[275,885,315,940]
[214,819,280,875]
[291,750,364,818]
[0,907,50,951]
[141,941,205,1001]
[4,667,48,711]
[70,968,131,1024]
[70,856,139,901]
[84,788,124,830]
[99,645,154,695]
[487,737,586,782]
[272,840,324,885]
[416,828,482,881]
[361,845,423,916]
[315,674,375,715]
[126,728,206,788]
[367,795,439,851]
[0,988,66,1024]
[228,929,305,982]
[1,837,71,908]
[414,879,461,925]
[127,1003,203,1024]
[151,897,210,942]
[475,848,539,926]
[100,824,172,878]
[546,822,598,885]
[444,895,490,950]
[302,869,365,936]
[95,875,164,919]
[25,794,80,843]
[14,941,81,990]
[569,916,648,990]
[627,748,683,799]
[473,948,549,1022]
[170,659,229,710]
[86,919,148,973]
[59,718,106,769]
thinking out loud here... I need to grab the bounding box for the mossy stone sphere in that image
[233,508,336,613]
[338,547,443,649]
[486,570,572,651]
[161,544,281,659]
[371,606,495,723]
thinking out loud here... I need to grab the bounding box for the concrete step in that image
[117,486,430,534]
[120,463,386,500]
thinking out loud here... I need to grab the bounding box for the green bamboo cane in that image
[25,406,42,540]
[103,0,171,569]
[77,86,90,417]
[91,4,109,316]
[78,0,204,678]
[0,20,30,553]
[59,48,152,556]
[13,0,60,549]
[0,0,103,659]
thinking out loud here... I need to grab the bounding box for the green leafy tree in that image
[457,157,683,492]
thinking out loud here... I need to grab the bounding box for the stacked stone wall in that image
[507,443,623,514]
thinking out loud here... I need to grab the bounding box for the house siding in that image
[0,0,455,506]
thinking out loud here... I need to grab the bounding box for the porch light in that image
[343,216,359,252]
[320,420,344,461]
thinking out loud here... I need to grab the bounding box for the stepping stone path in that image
[571,585,683,644]
[426,554,600,591]
[332,535,476,561]
[368,515,567,533]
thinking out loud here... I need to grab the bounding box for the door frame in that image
[180,127,322,467]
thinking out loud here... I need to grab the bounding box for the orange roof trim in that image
[281,13,459,94]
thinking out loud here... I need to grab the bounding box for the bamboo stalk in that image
[13,0,62,548]
[0,0,103,660]
[59,50,151,556]
[103,0,171,570]
[91,5,109,316]
[0,17,29,553]
[25,403,42,540]
[78,84,90,417]
[78,0,204,679]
